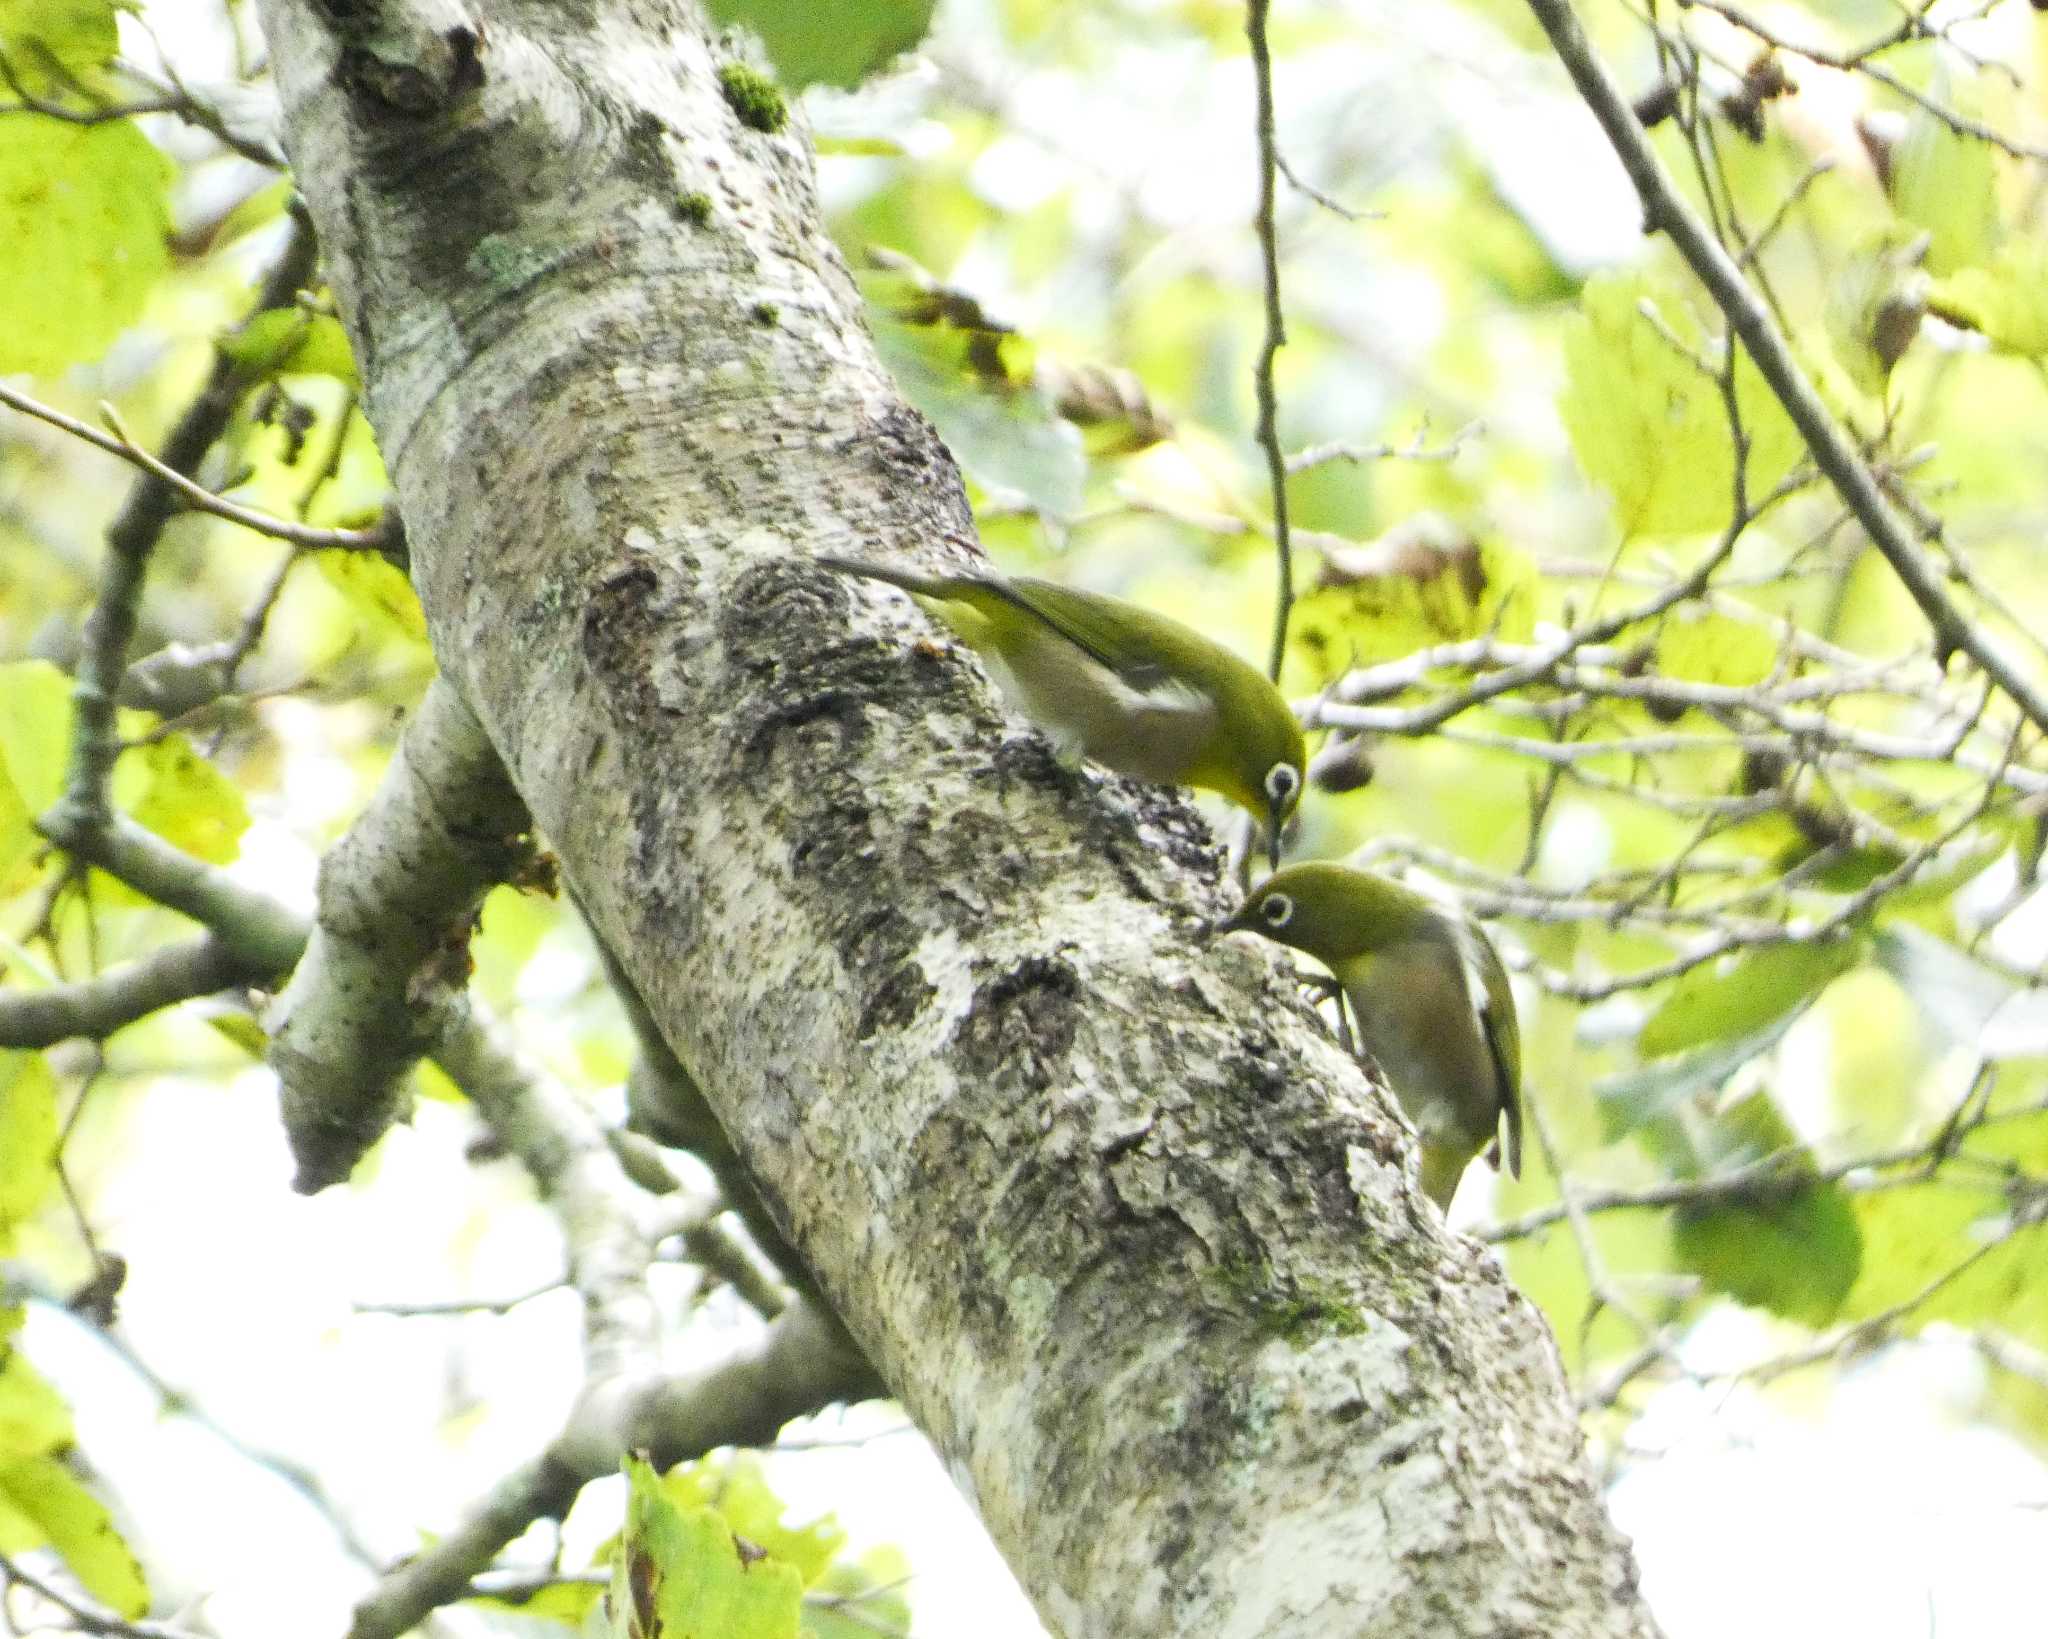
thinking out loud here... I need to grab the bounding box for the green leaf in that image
[610,1455,803,1639]
[1672,1178,1862,1326]
[0,121,172,375]
[0,1456,150,1618]
[1930,237,2048,358]
[1638,938,1861,1059]
[0,1309,73,1457]
[0,1052,58,1251]
[1290,527,1537,679]
[1890,94,1999,276]
[1655,609,1778,690]
[660,1455,845,1588]
[1593,1010,1803,1143]
[1558,271,1802,539]
[0,660,75,817]
[0,0,118,80]
[1665,1088,1863,1324]
[705,0,936,90]
[221,308,361,387]
[120,734,249,866]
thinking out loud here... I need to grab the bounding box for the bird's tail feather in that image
[814,555,954,599]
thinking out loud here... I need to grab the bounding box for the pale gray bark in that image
[257,0,1662,1632]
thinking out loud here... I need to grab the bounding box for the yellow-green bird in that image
[819,555,1306,865]
[1216,862,1523,1210]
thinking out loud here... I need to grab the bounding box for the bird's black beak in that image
[1203,904,1250,942]
[1265,805,1284,871]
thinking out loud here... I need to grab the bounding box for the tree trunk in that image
[257,0,1662,1632]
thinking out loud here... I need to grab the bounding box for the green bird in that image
[1216,862,1523,1210]
[820,555,1306,865]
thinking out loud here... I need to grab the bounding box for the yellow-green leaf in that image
[1291,528,1537,679]
[202,1007,270,1060]
[0,1052,58,1250]
[705,0,935,90]
[1656,610,1778,690]
[1931,237,2048,358]
[0,758,35,896]
[1890,95,1999,276]
[0,121,172,375]
[611,1455,802,1639]
[0,660,75,817]
[122,734,249,865]
[0,0,118,79]
[805,1546,913,1639]
[660,1455,846,1588]
[209,176,294,249]
[1558,272,1801,539]
[0,1324,73,1459]
[1639,939,1862,1060]
[315,552,429,645]
[0,1455,150,1618]
[222,308,361,388]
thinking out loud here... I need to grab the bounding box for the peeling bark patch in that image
[446,25,485,97]
[723,565,965,770]
[1218,1033,1293,1107]
[743,688,870,768]
[856,960,935,1040]
[863,401,972,516]
[721,559,863,683]
[834,903,917,975]
[788,798,876,881]
[581,559,667,727]
[986,733,1080,801]
[958,955,1082,1078]
[620,111,678,193]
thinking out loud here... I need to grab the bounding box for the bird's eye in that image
[1260,892,1294,928]
[1264,763,1301,807]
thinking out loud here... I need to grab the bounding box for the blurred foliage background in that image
[4,0,2048,1634]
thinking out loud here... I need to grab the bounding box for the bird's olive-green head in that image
[1183,680,1306,869]
[1215,860,1526,1209]
[1214,861,1433,962]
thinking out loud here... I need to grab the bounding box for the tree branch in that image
[255,0,1666,1628]
[266,678,535,1192]
[36,807,311,974]
[0,932,251,1048]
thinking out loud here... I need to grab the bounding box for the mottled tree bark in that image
[257,0,1661,1632]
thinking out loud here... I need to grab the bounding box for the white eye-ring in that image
[1260,892,1295,929]
[1265,763,1301,807]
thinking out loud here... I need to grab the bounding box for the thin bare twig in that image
[0,384,383,555]
[1246,0,1295,681]
[0,1553,196,1639]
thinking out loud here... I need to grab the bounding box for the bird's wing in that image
[1446,915,1524,1178]
[986,577,1178,694]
